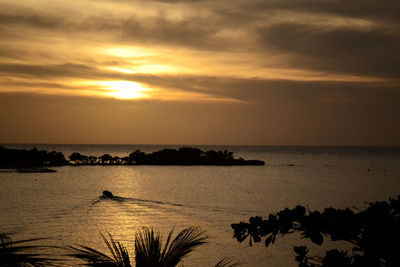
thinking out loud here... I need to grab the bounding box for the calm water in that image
[1,145,400,266]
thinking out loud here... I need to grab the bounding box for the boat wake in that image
[93,190,257,217]
[94,190,183,207]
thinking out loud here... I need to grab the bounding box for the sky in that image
[0,0,399,145]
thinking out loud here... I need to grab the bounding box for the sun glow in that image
[100,81,150,99]
[105,67,135,74]
[105,46,153,58]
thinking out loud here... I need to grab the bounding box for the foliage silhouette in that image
[69,233,131,266]
[231,195,400,267]
[0,233,59,266]
[0,146,67,168]
[0,146,264,167]
[70,227,234,267]
[100,154,113,165]
[134,227,206,267]
[67,147,263,166]
[69,152,88,164]
[123,147,263,166]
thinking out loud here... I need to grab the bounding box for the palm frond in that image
[0,233,60,267]
[161,227,207,267]
[214,257,238,267]
[1,232,12,247]
[101,233,131,266]
[134,228,162,267]
[69,233,131,267]
[134,227,207,267]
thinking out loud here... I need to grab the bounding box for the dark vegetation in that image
[70,147,263,166]
[1,228,235,266]
[0,232,60,266]
[0,146,264,169]
[231,195,400,267]
[68,227,211,267]
[0,146,67,169]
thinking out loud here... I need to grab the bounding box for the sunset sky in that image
[0,0,399,145]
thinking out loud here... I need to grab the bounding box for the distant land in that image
[0,146,264,171]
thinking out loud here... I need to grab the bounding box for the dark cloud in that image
[0,4,66,29]
[256,23,400,79]
[0,80,73,90]
[116,17,227,51]
[0,63,97,79]
[0,11,59,29]
[2,1,399,80]
[149,75,400,106]
[236,0,400,25]
[0,4,231,52]
[0,47,25,60]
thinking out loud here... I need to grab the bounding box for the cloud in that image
[0,3,232,52]
[0,10,60,29]
[1,1,400,102]
[229,0,400,25]
[0,63,98,79]
[2,1,399,79]
[256,22,400,79]
[0,0,399,145]
[1,61,399,107]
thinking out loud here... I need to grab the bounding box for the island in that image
[0,146,67,172]
[0,146,265,171]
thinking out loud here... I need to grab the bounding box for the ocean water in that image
[1,145,400,266]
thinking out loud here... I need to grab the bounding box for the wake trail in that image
[92,194,258,216]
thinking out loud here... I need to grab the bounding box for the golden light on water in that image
[99,81,150,100]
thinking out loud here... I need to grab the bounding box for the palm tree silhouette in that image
[69,227,235,267]
[0,232,59,266]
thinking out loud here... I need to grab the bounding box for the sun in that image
[100,81,150,100]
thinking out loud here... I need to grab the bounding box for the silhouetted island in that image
[69,147,265,166]
[0,146,264,169]
[0,146,67,170]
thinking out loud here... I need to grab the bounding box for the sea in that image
[1,144,400,266]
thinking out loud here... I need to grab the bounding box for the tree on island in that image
[100,153,113,164]
[129,150,146,164]
[231,195,400,267]
[69,152,88,164]
[0,146,67,168]
[1,146,264,167]
[88,155,97,164]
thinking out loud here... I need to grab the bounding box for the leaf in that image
[214,257,238,267]
[309,232,324,246]
[264,235,273,248]
[294,246,308,256]
[69,233,131,266]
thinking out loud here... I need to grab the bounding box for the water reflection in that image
[1,147,400,266]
